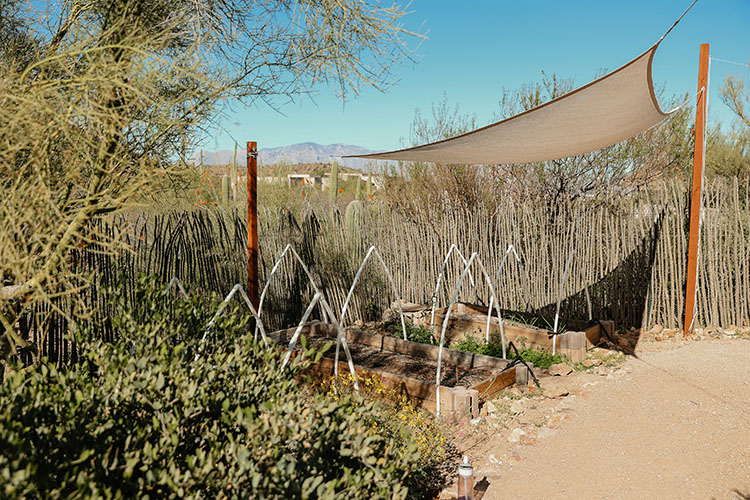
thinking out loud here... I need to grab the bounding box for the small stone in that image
[582,358,602,367]
[581,390,591,400]
[381,308,396,323]
[548,363,573,376]
[537,426,558,440]
[674,330,684,341]
[545,388,569,398]
[548,414,568,426]
[509,400,525,414]
[508,428,526,443]
[520,434,538,446]
[485,401,498,414]
[649,324,664,335]
[723,328,738,336]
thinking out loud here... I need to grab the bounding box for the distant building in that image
[320,173,383,190]
[288,174,323,187]
[258,176,285,184]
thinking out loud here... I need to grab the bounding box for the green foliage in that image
[511,346,567,370]
[221,174,231,204]
[388,319,437,345]
[452,333,566,369]
[721,71,750,129]
[504,313,562,333]
[330,161,339,207]
[706,125,750,179]
[0,277,440,499]
[345,200,363,239]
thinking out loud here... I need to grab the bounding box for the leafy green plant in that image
[452,333,566,369]
[388,319,437,345]
[0,277,445,499]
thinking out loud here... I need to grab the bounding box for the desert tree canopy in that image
[0,0,422,362]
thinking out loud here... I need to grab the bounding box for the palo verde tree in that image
[492,72,693,214]
[385,94,486,219]
[712,65,750,179]
[721,65,750,129]
[0,0,422,367]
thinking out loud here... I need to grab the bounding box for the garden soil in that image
[307,336,495,387]
[440,337,750,500]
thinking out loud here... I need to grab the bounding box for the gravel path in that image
[464,339,750,500]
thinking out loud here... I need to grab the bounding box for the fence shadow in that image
[532,212,664,350]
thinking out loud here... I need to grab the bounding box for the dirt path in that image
[443,338,750,500]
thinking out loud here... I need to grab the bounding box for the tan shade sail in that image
[347,44,672,165]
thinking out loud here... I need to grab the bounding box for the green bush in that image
[452,333,566,369]
[0,277,442,499]
[387,319,437,345]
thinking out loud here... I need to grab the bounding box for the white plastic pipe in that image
[430,244,475,328]
[435,254,506,416]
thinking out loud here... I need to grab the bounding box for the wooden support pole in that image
[684,43,709,337]
[247,141,259,310]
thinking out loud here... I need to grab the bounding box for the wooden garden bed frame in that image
[269,322,530,419]
[429,303,615,362]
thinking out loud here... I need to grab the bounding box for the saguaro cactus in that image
[330,161,339,206]
[355,175,362,200]
[221,175,230,205]
[231,143,238,201]
[345,200,363,239]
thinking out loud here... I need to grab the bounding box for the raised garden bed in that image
[421,302,614,362]
[269,322,530,418]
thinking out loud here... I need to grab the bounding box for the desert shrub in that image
[317,372,454,496]
[0,278,442,499]
[452,333,566,369]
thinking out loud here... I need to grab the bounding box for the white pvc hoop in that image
[198,283,269,362]
[335,245,408,372]
[435,253,506,416]
[430,244,475,328]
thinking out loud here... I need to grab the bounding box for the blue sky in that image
[209,0,750,152]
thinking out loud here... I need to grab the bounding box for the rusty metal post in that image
[684,43,709,337]
[247,141,259,310]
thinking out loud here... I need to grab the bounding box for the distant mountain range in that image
[193,142,395,172]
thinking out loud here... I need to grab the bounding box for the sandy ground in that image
[441,337,750,500]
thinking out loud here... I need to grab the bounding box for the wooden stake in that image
[684,43,709,337]
[247,141,259,310]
